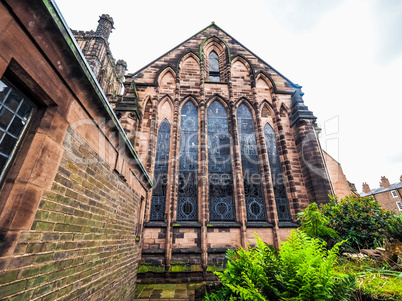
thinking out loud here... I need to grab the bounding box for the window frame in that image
[0,78,35,184]
[391,190,398,198]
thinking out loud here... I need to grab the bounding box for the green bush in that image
[204,230,355,301]
[385,213,402,241]
[297,202,339,241]
[320,196,395,251]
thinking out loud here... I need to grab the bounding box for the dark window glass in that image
[237,104,267,221]
[209,51,220,82]
[264,123,291,221]
[177,102,198,221]
[208,101,235,221]
[150,119,171,221]
[0,80,33,180]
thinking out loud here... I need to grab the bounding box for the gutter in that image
[42,0,152,188]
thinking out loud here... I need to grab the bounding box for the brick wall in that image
[373,188,402,214]
[0,128,141,300]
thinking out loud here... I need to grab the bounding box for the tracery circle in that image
[183,118,195,128]
[215,202,229,215]
[250,201,261,216]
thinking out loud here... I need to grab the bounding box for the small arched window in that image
[209,51,220,82]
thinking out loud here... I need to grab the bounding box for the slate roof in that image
[360,181,402,196]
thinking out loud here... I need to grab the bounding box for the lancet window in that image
[209,51,220,82]
[207,101,235,221]
[264,124,292,221]
[150,119,171,221]
[237,104,266,221]
[177,102,198,221]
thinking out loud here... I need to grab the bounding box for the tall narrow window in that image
[177,102,198,221]
[208,101,235,221]
[0,80,33,181]
[237,104,266,221]
[264,124,291,221]
[209,51,220,82]
[150,119,171,221]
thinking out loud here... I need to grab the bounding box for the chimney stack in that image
[380,176,390,188]
[362,182,370,193]
[95,14,114,41]
[400,175,402,182]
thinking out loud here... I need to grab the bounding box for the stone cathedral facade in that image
[114,22,334,279]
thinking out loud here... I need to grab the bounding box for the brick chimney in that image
[362,182,370,193]
[380,176,390,188]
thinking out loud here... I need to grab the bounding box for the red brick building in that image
[361,176,402,214]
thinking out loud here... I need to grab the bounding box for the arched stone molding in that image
[200,36,231,82]
[178,53,201,97]
[255,71,277,93]
[156,66,177,96]
[205,93,230,108]
[158,96,174,123]
[231,55,255,86]
[177,51,200,71]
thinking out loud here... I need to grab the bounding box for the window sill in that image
[246,222,274,228]
[144,221,167,228]
[278,221,299,228]
[207,222,241,228]
[172,222,202,228]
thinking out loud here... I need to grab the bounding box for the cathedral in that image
[0,1,353,299]
[74,15,343,280]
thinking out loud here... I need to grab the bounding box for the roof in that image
[131,22,301,89]
[360,181,402,196]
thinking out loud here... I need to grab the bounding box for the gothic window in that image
[177,102,198,221]
[150,119,171,221]
[207,101,235,221]
[237,104,266,221]
[264,124,292,221]
[0,80,33,181]
[209,51,220,82]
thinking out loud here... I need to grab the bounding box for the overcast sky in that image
[56,0,402,193]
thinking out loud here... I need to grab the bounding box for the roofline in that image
[44,0,152,188]
[132,22,301,89]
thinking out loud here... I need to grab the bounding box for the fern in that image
[204,231,355,301]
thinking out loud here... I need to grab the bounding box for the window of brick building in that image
[391,190,398,198]
[0,79,33,181]
[396,201,402,211]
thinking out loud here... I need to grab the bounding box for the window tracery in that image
[177,101,198,221]
[237,104,267,221]
[207,101,235,221]
[264,123,292,221]
[150,119,171,221]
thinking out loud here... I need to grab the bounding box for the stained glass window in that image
[237,104,266,221]
[207,101,235,221]
[264,124,291,221]
[209,51,220,82]
[150,119,171,221]
[177,102,198,221]
[0,80,33,180]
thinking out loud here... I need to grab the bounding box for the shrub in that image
[385,213,402,242]
[297,202,339,241]
[204,231,355,301]
[320,195,395,251]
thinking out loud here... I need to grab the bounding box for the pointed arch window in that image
[207,101,235,221]
[209,51,220,82]
[264,124,291,221]
[177,102,198,221]
[150,119,171,221]
[237,104,266,221]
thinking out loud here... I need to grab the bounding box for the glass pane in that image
[208,101,235,221]
[18,101,33,119]
[0,134,17,156]
[209,51,219,72]
[177,102,198,221]
[264,123,291,221]
[5,90,22,112]
[0,154,7,173]
[0,108,14,130]
[8,116,25,136]
[150,119,171,221]
[237,104,267,221]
